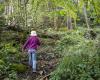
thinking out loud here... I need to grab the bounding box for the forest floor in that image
[19,49,59,80]
[0,28,60,80]
[18,38,60,80]
[1,27,100,80]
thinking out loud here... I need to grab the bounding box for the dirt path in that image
[18,38,60,80]
[0,29,60,80]
[18,52,59,80]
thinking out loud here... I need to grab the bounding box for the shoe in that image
[32,69,36,73]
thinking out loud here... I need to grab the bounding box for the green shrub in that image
[50,30,100,80]
[0,16,5,27]
[4,43,18,54]
[7,70,18,80]
[10,63,27,73]
[0,42,26,79]
[55,30,85,55]
[50,53,100,80]
[0,59,5,65]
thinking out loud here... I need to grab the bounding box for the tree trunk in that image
[24,4,27,29]
[83,3,90,29]
[54,16,58,30]
[67,15,73,30]
[74,18,77,29]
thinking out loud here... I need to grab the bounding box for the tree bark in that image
[83,3,90,29]
[54,16,58,30]
[67,15,73,30]
[24,2,27,29]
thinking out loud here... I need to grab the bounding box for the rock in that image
[39,71,44,75]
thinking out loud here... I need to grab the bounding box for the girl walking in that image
[23,31,40,72]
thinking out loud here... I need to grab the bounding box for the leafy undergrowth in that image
[0,27,100,80]
[50,29,100,80]
[0,29,60,80]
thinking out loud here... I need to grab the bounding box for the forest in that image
[0,0,100,80]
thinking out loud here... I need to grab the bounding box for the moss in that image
[10,63,27,73]
[59,27,68,31]
[8,48,17,54]
[4,43,18,54]
[15,53,22,59]
[0,59,5,65]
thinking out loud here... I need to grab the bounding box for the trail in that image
[0,28,60,80]
[18,38,59,80]
[19,52,58,80]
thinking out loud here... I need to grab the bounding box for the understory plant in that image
[0,42,27,79]
[50,30,100,80]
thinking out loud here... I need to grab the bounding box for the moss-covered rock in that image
[10,63,27,73]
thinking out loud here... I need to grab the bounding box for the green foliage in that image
[0,3,4,14]
[0,42,27,79]
[50,54,100,80]
[0,16,5,27]
[0,0,100,79]
[3,70,18,80]
[4,43,18,54]
[2,0,99,30]
[10,63,27,73]
[7,70,18,80]
[0,4,5,28]
[0,59,5,65]
[50,29,100,80]
[56,30,85,55]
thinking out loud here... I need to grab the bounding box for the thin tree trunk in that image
[24,3,27,29]
[4,1,8,25]
[17,0,21,27]
[54,16,58,30]
[67,15,73,30]
[74,18,77,28]
[83,3,90,29]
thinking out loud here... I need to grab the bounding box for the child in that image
[23,31,40,72]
